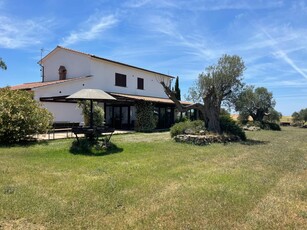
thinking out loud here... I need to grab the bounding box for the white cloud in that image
[124,0,152,8]
[291,0,307,12]
[147,15,217,60]
[260,28,307,80]
[61,14,118,46]
[126,0,179,8]
[184,0,283,11]
[0,16,52,49]
[273,50,307,80]
[125,0,284,10]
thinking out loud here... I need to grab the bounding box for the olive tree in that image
[161,54,245,133]
[263,108,282,123]
[235,86,276,122]
[292,108,307,125]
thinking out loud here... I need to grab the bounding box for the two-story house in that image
[11,46,193,129]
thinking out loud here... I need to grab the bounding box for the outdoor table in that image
[72,126,115,146]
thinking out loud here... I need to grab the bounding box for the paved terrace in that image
[35,130,135,140]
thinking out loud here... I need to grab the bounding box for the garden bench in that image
[47,128,72,139]
[47,122,79,139]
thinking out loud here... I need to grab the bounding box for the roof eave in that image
[32,75,92,90]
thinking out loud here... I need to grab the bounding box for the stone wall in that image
[173,134,241,145]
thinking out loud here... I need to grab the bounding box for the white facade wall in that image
[90,58,171,98]
[42,48,172,98]
[34,78,94,123]
[43,49,91,82]
[33,78,94,100]
[42,102,83,123]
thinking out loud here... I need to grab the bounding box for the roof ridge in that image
[53,46,174,79]
[56,45,92,57]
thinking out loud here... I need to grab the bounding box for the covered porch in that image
[40,92,195,130]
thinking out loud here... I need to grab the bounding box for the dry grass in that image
[0,127,306,229]
[280,115,293,123]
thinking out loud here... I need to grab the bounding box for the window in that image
[137,77,144,90]
[115,73,126,87]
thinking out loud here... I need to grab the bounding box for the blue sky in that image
[0,0,306,115]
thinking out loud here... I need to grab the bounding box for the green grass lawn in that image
[0,127,306,229]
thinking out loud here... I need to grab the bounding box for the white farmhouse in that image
[11,46,194,129]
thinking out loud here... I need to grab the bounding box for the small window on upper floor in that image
[115,73,127,87]
[137,77,144,90]
[58,66,67,80]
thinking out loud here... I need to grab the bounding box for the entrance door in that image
[156,106,175,128]
[113,107,121,129]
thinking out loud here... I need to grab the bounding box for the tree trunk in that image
[160,81,221,133]
[251,110,265,122]
[204,97,221,134]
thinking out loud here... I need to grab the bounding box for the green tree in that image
[299,108,307,122]
[174,76,181,100]
[292,111,301,123]
[263,108,282,123]
[0,87,53,143]
[78,101,104,127]
[292,108,307,125]
[235,86,276,122]
[135,101,157,132]
[0,58,7,70]
[161,54,245,133]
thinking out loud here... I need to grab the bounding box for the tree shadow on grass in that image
[241,139,269,146]
[69,139,123,156]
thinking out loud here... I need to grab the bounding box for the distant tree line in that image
[292,108,307,126]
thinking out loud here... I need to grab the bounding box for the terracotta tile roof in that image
[10,76,92,90]
[109,92,192,105]
[10,80,65,90]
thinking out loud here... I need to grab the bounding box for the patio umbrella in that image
[66,89,116,128]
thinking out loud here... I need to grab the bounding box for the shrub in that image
[260,121,281,131]
[78,101,104,126]
[175,116,189,123]
[0,87,53,143]
[248,121,281,131]
[170,120,205,137]
[220,115,246,141]
[135,101,157,132]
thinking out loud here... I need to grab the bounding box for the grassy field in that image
[0,127,306,229]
